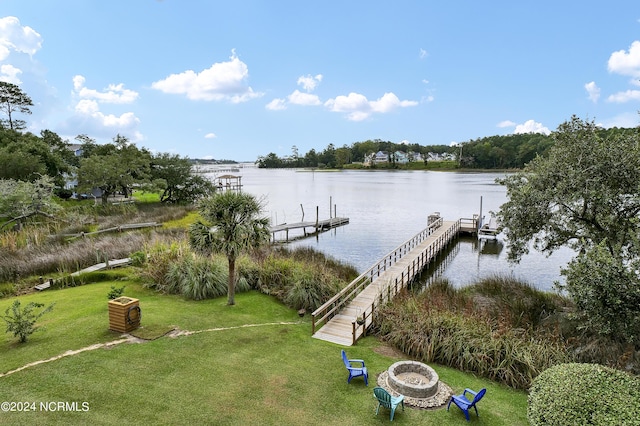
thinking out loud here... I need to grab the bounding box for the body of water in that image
[203,166,574,292]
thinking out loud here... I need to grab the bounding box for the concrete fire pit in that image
[387,360,439,399]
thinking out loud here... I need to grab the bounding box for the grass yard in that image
[0,278,528,425]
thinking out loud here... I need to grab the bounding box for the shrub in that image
[129,250,147,267]
[561,242,640,345]
[107,285,126,300]
[164,254,250,300]
[256,251,346,311]
[284,272,335,311]
[2,300,55,343]
[528,363,640,425]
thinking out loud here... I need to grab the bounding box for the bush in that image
[256,251,345,311]
[2,300,55,343]
[561,242,640,345]
[528,363,640,426]
[164,254,250,300]
[107,285,126,300]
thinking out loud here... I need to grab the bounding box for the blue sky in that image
[2,1,640,161]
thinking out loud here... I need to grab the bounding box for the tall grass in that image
[165,253,250,300]
[0,201,193,289]
[375,277,572,389]
[139,242,356,310]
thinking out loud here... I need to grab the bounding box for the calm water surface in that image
[204,166,573,292]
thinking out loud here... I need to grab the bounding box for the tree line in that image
[0,82,215,217]
[256,127,637,170]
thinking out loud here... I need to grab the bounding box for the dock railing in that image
[347,219,461,344]
[311,216,446,335]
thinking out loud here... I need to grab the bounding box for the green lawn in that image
[0,278,528,425]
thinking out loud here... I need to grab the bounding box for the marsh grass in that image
[0,201,193,289]
[0,280,529,425]
[375,277,572,390]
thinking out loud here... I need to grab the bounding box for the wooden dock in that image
[270,217,349,242]
[34,257,132,291]
[311,216,469,346]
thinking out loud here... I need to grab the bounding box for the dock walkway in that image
[270,217,349,241]
[312,217,464,346]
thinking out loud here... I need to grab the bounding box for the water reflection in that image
[203,166,574,292]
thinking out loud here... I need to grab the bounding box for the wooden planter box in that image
[108,297,141,333]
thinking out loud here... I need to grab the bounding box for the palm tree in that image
[188,191,270,305]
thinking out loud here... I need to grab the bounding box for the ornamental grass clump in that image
[256,252,344,311]
[528,363,640,426]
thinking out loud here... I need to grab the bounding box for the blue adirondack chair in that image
[373,386,405,421]
[447,388,486,421]
[341,349,368,385]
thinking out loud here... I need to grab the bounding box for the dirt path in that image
[0,321,301,378]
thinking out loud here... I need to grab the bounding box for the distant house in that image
[427,152,455,162]
[63,143,102,199]
[364,151,389,166]
[364,150,427,166]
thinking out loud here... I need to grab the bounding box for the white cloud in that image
[204,133,217,139]
[72,75,138,104]
[372,92,418,112]
[608,40,640,78]
[288,89,321,106]
[297,74,322,92]
[497,120,516,128]
[584,81,601,103]
[513,119,550,135]
[0,64,22,84]
[151,50,262,103]
[58,76,142,141]
[606,89,640,103]
[0,17,42,59]
[324,92,371,120]
[324,92,418,121]
[62,98,141,139]
[0,17,42,82]
[266,98,287,110]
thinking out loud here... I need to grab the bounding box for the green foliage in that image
[257,133,557,169]
[0,81,33,131]
[165,254,246,300]
[470,275,570,329]
[129,250,147,267]
[189,191,271,305]
[139,241,190,289]
[2,299,54,343]
[151,153,215,204]
[0,282,14,297]
[528,363,640,426]
[560,241,640,345]
[0,176,60,224]
[0,284,530,425]
[250,249,347,311]
[375,278,571,389]
[497,116,640,345]
[77,135,152,204]
[107,285,126,300]
[498,116,640,262]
